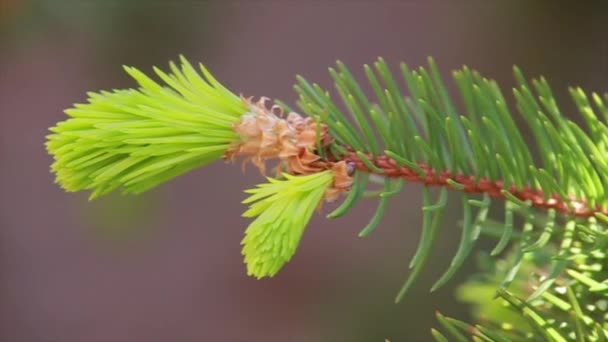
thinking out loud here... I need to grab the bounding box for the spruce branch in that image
[46,56,608,341]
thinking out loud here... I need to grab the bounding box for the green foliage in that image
[241,171,334,278]
[436,245,608,341]
[46,56,247,199]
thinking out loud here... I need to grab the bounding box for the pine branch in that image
[294,57,608,301]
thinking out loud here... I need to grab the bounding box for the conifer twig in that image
[343,150,600,218]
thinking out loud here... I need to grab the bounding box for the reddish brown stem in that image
[343,151,605,219]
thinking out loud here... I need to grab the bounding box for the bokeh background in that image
[1,1,607,341]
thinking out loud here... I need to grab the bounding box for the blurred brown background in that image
[0,1,607,341]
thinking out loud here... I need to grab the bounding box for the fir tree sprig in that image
[47,56,352,280]
[241,171,334,278]
[46,56,248,199]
